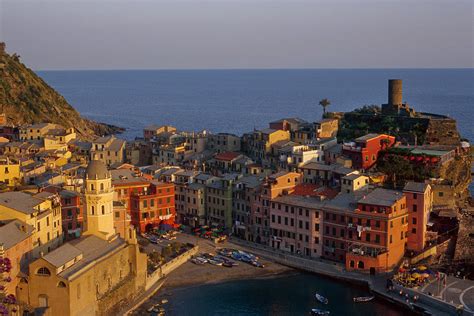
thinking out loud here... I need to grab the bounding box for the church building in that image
[18,160,147,316]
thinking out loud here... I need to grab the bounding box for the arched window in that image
[91,184,95,191]
[91,206,95,215]
[101,205,105,214]
[57,281,66,288]
[100,183,104,191]
[37,267,51,276]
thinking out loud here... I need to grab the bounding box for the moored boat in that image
[353,296,374,303]
[311,308,330,315]
[315,293,328,304]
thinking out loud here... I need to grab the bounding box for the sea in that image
[37,69,474,142]
[38,69,473,315]
[151,272,406,316]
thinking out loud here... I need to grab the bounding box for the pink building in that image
[269,194,323,257]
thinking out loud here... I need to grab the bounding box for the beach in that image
[131,234,293,315]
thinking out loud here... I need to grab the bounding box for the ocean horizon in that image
[38,68,474,142]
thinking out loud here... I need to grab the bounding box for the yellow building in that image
[18,160,147,316]
[244,128,290,164]
[83,160,116,240]
[0,156,21,187]
[20,123,76,144]
[90,136,126,166]
[0,191,63,258]
[341,173,369,194]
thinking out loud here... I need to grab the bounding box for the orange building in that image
[404,182,433,253]
[322,188,408,274]
[111,169,176,232]
[345,189,408,274]
[130,181,175,232]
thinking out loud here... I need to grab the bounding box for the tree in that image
[319,98,331,117]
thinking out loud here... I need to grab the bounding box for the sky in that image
[0,0,473,70]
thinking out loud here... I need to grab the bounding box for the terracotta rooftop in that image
[215,151,241,161]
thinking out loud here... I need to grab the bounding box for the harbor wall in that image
[145,245,199,291]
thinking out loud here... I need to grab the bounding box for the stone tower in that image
[83,160,115,240]
[388,79,403,106]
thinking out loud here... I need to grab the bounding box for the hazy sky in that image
[1,0,473,70]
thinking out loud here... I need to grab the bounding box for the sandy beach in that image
[132,234,293,314]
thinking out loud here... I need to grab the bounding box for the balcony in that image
[347,243,386,258]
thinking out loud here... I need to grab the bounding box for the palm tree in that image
[319,98,331,117]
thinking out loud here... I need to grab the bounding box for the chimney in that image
[388,79,403,105]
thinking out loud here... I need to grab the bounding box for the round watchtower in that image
[388,79,403,105]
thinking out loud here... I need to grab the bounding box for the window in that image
[375,234,380,244]
[91,206,95,215]
[389,235,393,244]
[375,220,380,228]
[314,237,319,244]
[413,204,417,212]
[401,231,404,240]
[412,218,417,225]
[58,281,66,288]
[412,228,417,234]
[100,183,104,191]
[438,192,444,197]
[101,205,105,214]
[115,211,120,218]
[314,223,319,231]
[365,233,371,242]
[37,267,51,276]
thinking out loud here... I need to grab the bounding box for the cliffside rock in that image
[0,43,123,139]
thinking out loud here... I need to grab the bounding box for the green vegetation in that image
[377,153,435,188]
[319,98,331,117]
[0,44,122,139]
[336,105,428,143]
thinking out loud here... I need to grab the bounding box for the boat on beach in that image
[315,293,329,304]
[311,308,330,315]
[353,296,374,303]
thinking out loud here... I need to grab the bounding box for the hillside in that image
[0,43,123,139]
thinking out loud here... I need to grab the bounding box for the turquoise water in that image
[157,273,407,316]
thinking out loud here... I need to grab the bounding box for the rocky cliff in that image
[0,43,123,139]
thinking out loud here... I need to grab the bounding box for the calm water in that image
[158,273,406,316]
[37,69,474,141]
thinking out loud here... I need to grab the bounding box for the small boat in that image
[251,261,265,268]
[315,293,328,305]
[161,298,168,304]
[353,296,374,303]
[208,259,222,266]
[311,308,330,315]
[222,261,233,268]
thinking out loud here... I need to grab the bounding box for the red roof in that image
[292,183,320,196]
[291,183,338,199]
[215,151,241,161]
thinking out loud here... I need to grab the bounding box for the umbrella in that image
[418,265,427,271]
[411,273,421,278]
[399,268,406,273]
[422,273,430,278]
